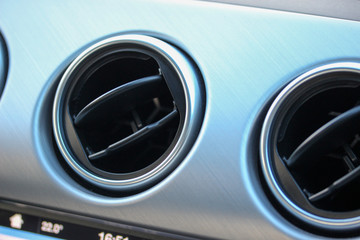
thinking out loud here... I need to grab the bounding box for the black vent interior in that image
[268,71,360,218]
[59,48,187,182]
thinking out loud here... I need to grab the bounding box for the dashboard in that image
[1,0,360,239]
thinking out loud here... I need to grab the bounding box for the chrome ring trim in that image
[260,62,360,230]
[53,34,202,190]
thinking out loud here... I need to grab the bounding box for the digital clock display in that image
[98,232,129,240]
[0,209,150,240]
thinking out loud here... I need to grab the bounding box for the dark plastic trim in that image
[0,199,198,240]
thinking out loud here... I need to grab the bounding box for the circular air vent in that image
[0,33,8,99]
[260,62,360,233]
[53,34,204,192]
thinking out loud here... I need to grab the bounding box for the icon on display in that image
[9,213,24,229]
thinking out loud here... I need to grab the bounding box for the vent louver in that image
[53,35,204,192]
[260,62,360,232]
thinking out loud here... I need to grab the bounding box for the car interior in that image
[1,0,360,239]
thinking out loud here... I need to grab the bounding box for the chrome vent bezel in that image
[260,62,360,232]
[53,34,204,192]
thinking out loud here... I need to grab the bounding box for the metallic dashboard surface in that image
[0,0,360,239]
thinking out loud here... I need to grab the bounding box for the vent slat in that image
[74,75,163,127]
[308,165,360,202]
[88,109,178,161]
[286,105,360,169]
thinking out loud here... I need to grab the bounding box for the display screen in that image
[0,209,149,240]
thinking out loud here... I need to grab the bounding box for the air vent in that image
[53,35,205,192]
[260,62,360,232]
[0,33,8,99]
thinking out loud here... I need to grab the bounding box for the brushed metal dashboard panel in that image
[0,0,360,239]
